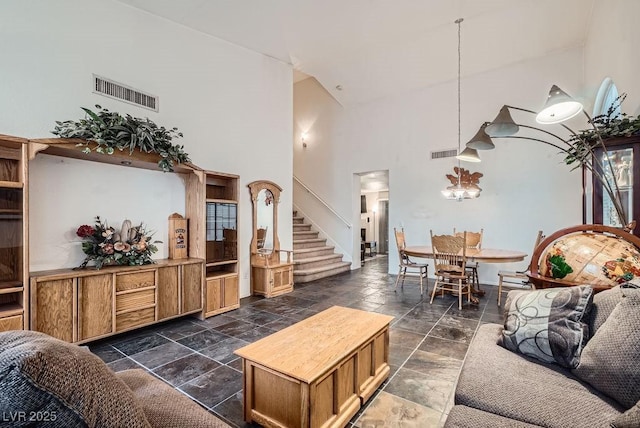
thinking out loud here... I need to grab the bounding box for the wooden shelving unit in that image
[0,133,241,336]
[187,170,240,318]
[0,135,28,332]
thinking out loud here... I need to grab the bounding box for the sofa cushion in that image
[0,330,150,428]
[612,400,640,428]
[457,323,623,427]
[498,286,593,368]
[573,289,640,409]
[444,405,543,428]
[588,285,623,337]
[117,369,231,428]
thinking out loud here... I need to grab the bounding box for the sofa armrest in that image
[116,369,231,428]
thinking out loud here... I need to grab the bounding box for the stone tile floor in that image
[91,257,505,427]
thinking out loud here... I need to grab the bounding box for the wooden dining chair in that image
[497,230,545,305]
[430,231,471,310]
[256,227,267,249]
[454,228,483,292]
[393,228,428,295]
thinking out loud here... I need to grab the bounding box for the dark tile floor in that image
[90,257,505,427]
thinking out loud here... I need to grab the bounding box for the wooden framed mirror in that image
[248,180,293,297]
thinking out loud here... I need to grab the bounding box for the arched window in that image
[593,77,621,117]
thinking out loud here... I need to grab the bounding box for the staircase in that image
[293,211,351,283]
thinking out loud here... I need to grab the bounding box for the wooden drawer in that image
[116,307,155,332]
[0,314,23,331]
[116,271,155,292]
[116,289,155,313]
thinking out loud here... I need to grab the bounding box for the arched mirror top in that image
[248,180,282,256]
[248,180,282,203]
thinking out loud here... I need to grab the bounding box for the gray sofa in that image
[445,286,634,428]
[0,330,231,428]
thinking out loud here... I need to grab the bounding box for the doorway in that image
[378,200,389,254]
[358,170,389,261]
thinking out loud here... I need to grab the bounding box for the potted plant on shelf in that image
[52,105,190,172]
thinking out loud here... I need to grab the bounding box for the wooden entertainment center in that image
[0,134,239,340]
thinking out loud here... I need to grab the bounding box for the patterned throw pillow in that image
[498,286,593,368]
[0,330,151,428]
[573,289,640,409]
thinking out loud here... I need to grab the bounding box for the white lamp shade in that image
[485,106,519,137]
[441,188,454,198]
[536,85,584,124]
[456,147,481,162]
[466,125,495,150]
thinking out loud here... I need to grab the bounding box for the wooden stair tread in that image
[293,254,343,264]
[294,246,335,253]
[293,238,326,243]
[293,261,351,275]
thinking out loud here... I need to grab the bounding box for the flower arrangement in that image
[76,216,160,269]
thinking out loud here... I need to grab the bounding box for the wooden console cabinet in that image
[30,258,203,344]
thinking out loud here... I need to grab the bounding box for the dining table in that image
[403,246,527,264]
[403,246,528,302]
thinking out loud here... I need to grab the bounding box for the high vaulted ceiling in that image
[116,0,595,105]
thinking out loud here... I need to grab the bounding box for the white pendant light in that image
[441,18,483,200]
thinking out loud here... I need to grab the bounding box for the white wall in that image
[294,48,586,284]
[1,0,293,298]
[293,80,353,261]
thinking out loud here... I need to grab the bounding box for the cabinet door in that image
[592,138,640,237]
[78,274,113,342]
[272,265,293,290]
[223,275,239,308]
[33,278,74,342]
[157,266,179,320]
[356,329,390,403]
[206,277,223,314]
[182,262,203,313]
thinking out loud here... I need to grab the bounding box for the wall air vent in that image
[431,148,458,160]
[92,75,158,112]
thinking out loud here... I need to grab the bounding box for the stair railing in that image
[293,175,352,229]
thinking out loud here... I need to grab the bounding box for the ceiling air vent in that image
[93,75,158,112]
[431,148,458,160]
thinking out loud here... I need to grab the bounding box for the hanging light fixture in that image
[442,17,483,201]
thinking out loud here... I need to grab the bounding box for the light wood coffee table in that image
[234,306,394,428]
